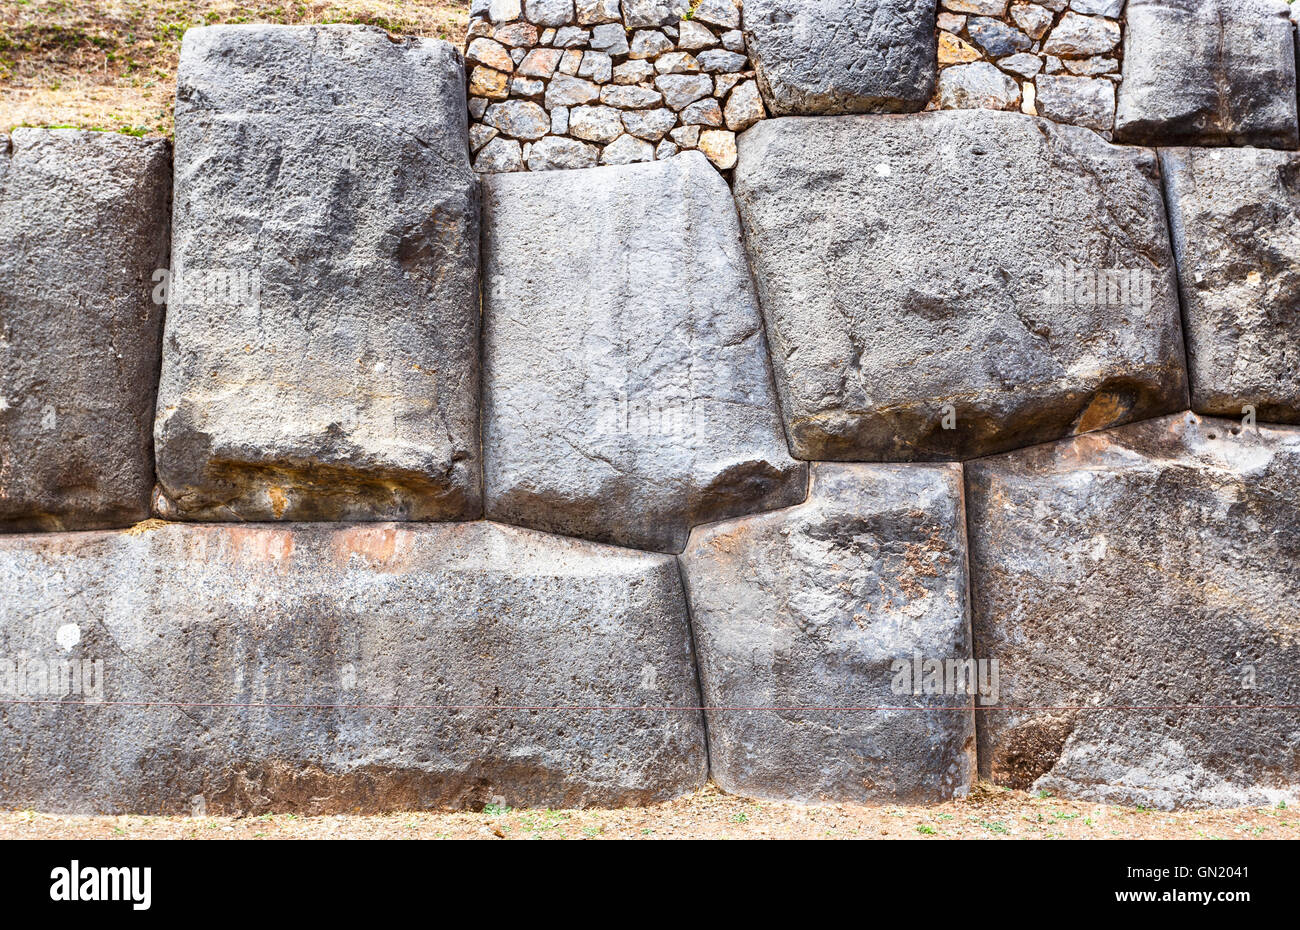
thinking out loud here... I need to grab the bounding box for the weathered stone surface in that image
[482,152,805,552]
[524,0,574,26]
[0,522,707,813]
[156,27,481,522]
[577,49,613,83]
[601,133,655,163]
[600,84,663,109]
[968,413,1300,809]
[622,0,691,28]
[621,106,678,140]
[697,128,737,169]
[724,81,765,132]
[743,0,939,116]
[1115,0,1299,148]
[1041,11,1120,57]
[589,22,629,55]
[1009,2,1053,38]
[945,0,1008,13]
[0,130,170,532]
[680,98,723,127]
[1160,147,1300,423]
[732,110,1188,462]
[967,16,1032,57]
[483,99,551,139]
[937,60,1021,110]
[1070,0,1122,15]
[1034,74,1115,131]
[655,73,714,110]
[692,0,741,30]
[576,0,622,25]
[681,463,976,803]
[569,104,624,142]
[526,135,600,170]
[546,73,600,108]
[476,136,524,172]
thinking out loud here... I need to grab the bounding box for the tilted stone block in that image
[680,463,976,803]
[0,130,171,531]
[1160,147,1300,424]
[742,0,938,115]
[732,110,1188,462]
[155,26,482,522]
[0,522,706,813]
[968,413,1300,809]
[1115,0,1299,148]
[481,151,805,552]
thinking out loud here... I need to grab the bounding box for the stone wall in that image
[466,0,761,171]
[933,0,1124,134]
[3,2,1300,813]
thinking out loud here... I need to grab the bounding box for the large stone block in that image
[968,413,1300,809]
[0,522,706,814]
[482,151,805,553]
[1115,0,1299,148]
[155,26,481,522]
[0,130,171,532]
[742,0,938,115]
[732,110,1188,462]
[1160,147,1300,424]
[680,463,976,803]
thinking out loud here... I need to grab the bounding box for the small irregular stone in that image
[697,128,737,169]
[527,135,601,170]
[568,104,625,142]
[655,73,714,110]
[601,133,656,164]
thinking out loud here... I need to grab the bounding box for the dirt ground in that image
[1,784,1294,840]
[0,0,468,136]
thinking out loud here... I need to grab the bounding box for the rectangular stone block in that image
[968,413,1300,809]
[743,0,938,116]
[0,522,706,814]
[0,130,171,531]
[733,110,1188,462]
[155,26,482,522]
[1115,0,1299,148]
[1160,146,1300,424]
[482,151,805,552]
[681,463,976,803]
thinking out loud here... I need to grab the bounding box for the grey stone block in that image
[1160,146,1300,424]
[743,0,938,115]
[968,412,1300,809]
[732,110,1188,462]
[155,26,482,522]
[0,129,171,532]
[482,151,805,552]
[0,521,706,813]
[681,462,976,803]
[1115,0,1299,148]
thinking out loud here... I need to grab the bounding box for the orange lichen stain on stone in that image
[268,487,288,519]
[122,518,170,537]
[223,526,296,568]
[330,524,413,572]
[1073,391,1131,435]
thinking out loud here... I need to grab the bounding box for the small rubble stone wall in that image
[931,0,1125,134]
[465,0,762,172]
[4,2,1300,814]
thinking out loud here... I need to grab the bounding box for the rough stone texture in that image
[0,129,171,532]
[1115,0,1299,148]
[467,0,763,171]
[1034,73,1115,131]
[482,152,805,552]
[743,0,938,116]
[155,26,481,523]
[1160,147,1300,423]
[0,522,706,813]
[681,463,976,804]
[968,413,1300,809]
[933,0,1123,132]
[732,110,1188,462]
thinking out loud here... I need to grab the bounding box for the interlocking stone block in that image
[0,522,706,813]
[968,413,1300,809]
[1160,146,1300,423]
[743,0,939,115]
[733,110,1188,462]
[155,26,482,522]
[0,130,170,532]
[1115,0,1299,148]
[482,151,805,552]
[681,463,976,803]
